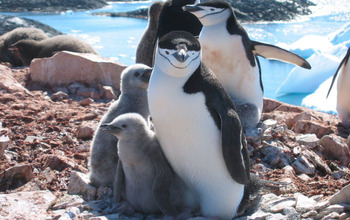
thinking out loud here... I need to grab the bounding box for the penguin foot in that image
[111,201,135,215]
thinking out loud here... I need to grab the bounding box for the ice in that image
[276,53,340,95]
[302,76,337,115]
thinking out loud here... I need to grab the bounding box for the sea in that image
[1,0,350,114]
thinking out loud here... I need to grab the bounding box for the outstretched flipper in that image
[252,41,311,69]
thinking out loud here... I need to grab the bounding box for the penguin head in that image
[155,31,201,78]
[100,113,149,141]
[120,63,153,93]
[183,1,232,26]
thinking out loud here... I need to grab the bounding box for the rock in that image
[76,86,100,99]
[269,198,296,213]
[51,91,69,101]
[301,148,332,174]
[51,194,84,210]
[58,207,81,220]
[42,155,75,171]
[30,51,126,90]
[100,85,117,100]
[296,134,319,148]
[318,135,350,164]
[316,204,345,219]
[0,164,33,191]
[247,210,272,220]
[75,123,95,140]
[79,98,94,106]
[0,64,30,93]
[260,140,293,168]
[314,201,330,211]
[68,171,97,201]
[294,193,316,213]
[0,134,9,157]
[329,183,350,205]
[262,119,278,131]
[292,155,315,175]
[0,190,56,219]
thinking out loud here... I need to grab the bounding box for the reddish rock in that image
[0,64,30,93]
[75,122,97,140]
[0,164,33,191]
[42,155,75,171]
[29,51,126,90]
[318,135,350,165]
[51,91,69,101]
[79,98,94,106]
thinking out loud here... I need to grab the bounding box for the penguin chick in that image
[10,35,98,65]
[183,1,311,130]
[0,27,48,66]
[136,1,164,67]
[327,47,350,124]
[100,113,185,216]
[89,64,152,188]
[148,30,250,219]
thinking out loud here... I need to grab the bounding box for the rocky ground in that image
[0,54,349,219]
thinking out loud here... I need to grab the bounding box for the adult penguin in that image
[184,1,311,130]
[148,30,250,219]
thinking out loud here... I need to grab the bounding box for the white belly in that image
[148,70,244,219]
[200,29,263,116]
[337,62,350,122]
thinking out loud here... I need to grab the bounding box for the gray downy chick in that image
[101,113,185,216]
[89,64,152,188]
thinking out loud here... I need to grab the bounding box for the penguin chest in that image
[200,30,262,106]
[337,63,350,115]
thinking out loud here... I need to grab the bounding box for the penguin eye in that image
[134,72,140,77]
[165,51,169,55]
[210,8,215,11]
[121,124,127,128]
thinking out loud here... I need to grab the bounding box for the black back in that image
[157,0,202,38]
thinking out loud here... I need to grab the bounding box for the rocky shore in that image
[0,0,107,13]
[94,0,315,22]
[0,52,349,219]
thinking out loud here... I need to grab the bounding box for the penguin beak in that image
[141,68,153,83]
[100,124,122,134]
[182,5,202,13]
[173,49,189,63]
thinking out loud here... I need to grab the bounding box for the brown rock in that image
[100,85,117,100]
[51,91,69,101]
[42,155,75,171]
[68,171,97,201]
[79,98,94,106]
[0,64,30,93]
[29,51,126,90]
[0,135,9,157]
[75,122,96,140]
[0,164,33,191]
[318,135,350,164]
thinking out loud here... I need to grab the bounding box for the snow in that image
[274,21,350,115]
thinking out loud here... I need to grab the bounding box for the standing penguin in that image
[148,31,250,219]
[89,64,152,188]
[136,1,164,67]
[100,113,185,216]
[183,1,311,130]
[327,47,350,124]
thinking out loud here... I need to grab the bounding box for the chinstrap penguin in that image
[0,28,48,66]
[183,1,311,130]
[100,113,186,216]
[327,47,350,124]
[148,30,250,219]
[89,64,152,188]
[10,35,98,65]
[136,1,164,67]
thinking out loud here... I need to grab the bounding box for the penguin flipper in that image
[149,141,178,216]
[252,41,311,69]
[327,48,350,98]
[113,160,125,202]
[219,108,249,185]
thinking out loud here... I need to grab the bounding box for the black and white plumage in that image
[148,30,250,219]
[327,47,350,123]
[183,1,311,130]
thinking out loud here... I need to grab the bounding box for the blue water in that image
[1,0,349,106]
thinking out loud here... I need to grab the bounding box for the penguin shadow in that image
[336,122,350,138]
